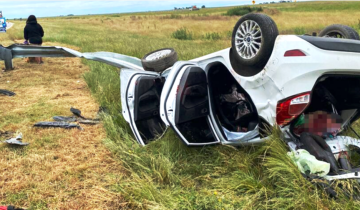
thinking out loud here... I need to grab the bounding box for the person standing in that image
[24,15,44,64]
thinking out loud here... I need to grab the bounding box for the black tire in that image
[319,24,360,40]
[231,13,279,76]
[141,48,178,72]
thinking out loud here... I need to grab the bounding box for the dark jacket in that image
[24,20,44,44]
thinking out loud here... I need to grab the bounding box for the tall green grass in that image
[203,32,222,40]
[294,27,306,35]
[172,27,194,40]
[225,6,263,16]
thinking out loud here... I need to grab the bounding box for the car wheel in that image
[231,13,279,76]
[141,48,178,72]
[319,24,360,40]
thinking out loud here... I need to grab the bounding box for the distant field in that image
[2,1,360,209]
[8,1,360,60]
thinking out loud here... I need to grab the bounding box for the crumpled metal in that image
[3,133,29,146]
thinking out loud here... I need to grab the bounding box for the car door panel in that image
[121,69,165,146]
[165,66,220,146]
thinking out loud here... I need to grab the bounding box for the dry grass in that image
[27,9,360,41]
[0,41,124,209]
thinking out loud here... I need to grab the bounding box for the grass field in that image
[2,1,360,209]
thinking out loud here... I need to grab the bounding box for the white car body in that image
[121,35,360,143]
[120,34,360,180]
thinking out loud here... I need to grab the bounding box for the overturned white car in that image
[1,14,360,181]
[120,14,360,180]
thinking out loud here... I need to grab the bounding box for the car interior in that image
[133,76,166,144]
[174,66,218,144]
[207,63,259,138]
[291,75,360,138]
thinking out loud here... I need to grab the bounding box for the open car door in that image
[164,66,220,146]
[121,69,166,146]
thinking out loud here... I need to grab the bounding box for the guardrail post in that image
[0,47,13,70]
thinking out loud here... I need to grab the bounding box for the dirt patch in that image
[0,42,124,209]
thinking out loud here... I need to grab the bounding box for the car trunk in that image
[289,75,360,177]
[290,75,360,137]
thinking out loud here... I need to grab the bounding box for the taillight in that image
[284,50,306,57]
[276,92,311,126]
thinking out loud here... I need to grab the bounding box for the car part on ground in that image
[34,121,83,130]
[319,24,360,40]
[0,89,15,96]
[70,107,86,119]
[141,48,178,72]
[53,116,100,125]
[231,13,279,76]
[2,133,29,146]
[70,107,101,122]
[53,116,77,122]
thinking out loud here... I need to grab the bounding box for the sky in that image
[0,0,341,19]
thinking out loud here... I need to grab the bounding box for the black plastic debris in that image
[53,116,77,122]
[69,107,101,124]
[70,107,86,119]
[34,122,83,130]
[2,133,29,146]
[0,89,15,96]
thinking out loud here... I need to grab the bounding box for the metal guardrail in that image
[0,44,144,71]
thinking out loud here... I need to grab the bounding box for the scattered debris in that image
[70,107,101,123]
[0,89,15,96]
[70,107,86,119]
[53,116,77,122]
[34,121,83,130]
[55,107,101,125]
[2,133,29,146]
[35,107,100,130]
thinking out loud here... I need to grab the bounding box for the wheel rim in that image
[145,49,172,61]
[323,31,345,39]
[235,20,262,60]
